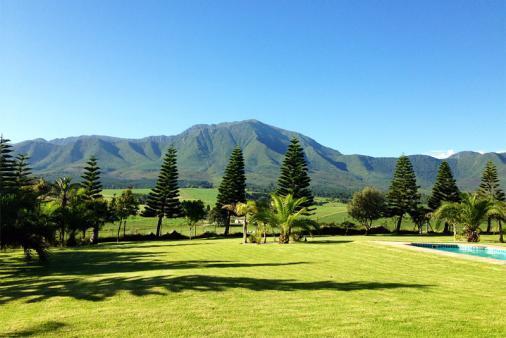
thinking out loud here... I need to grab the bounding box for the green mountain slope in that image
[13,120,506,193]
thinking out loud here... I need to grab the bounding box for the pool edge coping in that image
[371,241,506,265]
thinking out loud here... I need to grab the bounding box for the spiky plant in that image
[268,194,308,244]
[434,193,504,242]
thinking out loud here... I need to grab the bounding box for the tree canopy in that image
[80,156,103,200]
[386,155,420,233]
[428,161,461,211]
[215,146,246,235]
[143,147,182,236]
[276,137,314,213]
[478,161,505,202]
[347,187,385,235]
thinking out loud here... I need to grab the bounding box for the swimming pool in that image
[411,243,506,261]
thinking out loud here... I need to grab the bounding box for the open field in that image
[99,189,427,236]
[102,188,219,207]
[1,236,505,337]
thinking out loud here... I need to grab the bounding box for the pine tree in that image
[0,136,16,195]
[386,155,421,233]
[276,137,314,213]
[477,161,505,233]
[80,156,104,243]
[14,154,34,188]
[0,138,49,260]
[428,161,460,233]
[428,161,461,210]
[81,156,103,199]
[478,161,505,201]
[0,136,16,248]
[215,146,247,235]
[143,147,182,236]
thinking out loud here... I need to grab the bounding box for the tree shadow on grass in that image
[1,321,66,337]
[99,241,218,249]
[303,240,353,245]
[1,249,309,279]
[0,245,432,306]
[0,273,432,305]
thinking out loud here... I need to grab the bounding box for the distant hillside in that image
[13,120,506,193]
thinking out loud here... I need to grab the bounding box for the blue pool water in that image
[411,243,506,261]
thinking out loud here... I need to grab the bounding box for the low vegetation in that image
[1,237,505,337]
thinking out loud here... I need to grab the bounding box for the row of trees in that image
[142,137,317,242]
[0,135,145,261]
[347,156,505,242]
[0,134,317,259]
[3,130,504,259]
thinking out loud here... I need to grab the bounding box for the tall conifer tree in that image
[386,155,420,233]
[428,161,461,233]
[143,147,182,236]
[276,137,314,212]
[0,136,16,195]
[14,154,34,188]
[0,137,50,260]
[477,161,505,232]
[0,136,16,248]
[81,156,103,199]
[428,161,461,210]
[215,146,246,235]
[80,156,104,243]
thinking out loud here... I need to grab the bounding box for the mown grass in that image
[102,188,219,207]
[102,189,356,236]
[0,236,505,337]
[100,188,498,236]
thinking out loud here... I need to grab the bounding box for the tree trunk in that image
[91,226,99,244]
[395,215,403,233]
[117,219,122,243]
[242,217,248,244]
[60,223,65,247]
[224,212,231,236]
[156,215,163,237]
[499,220,504,243]
[67,230,76,247]
[486,218,492,233]
[279,227,291,244]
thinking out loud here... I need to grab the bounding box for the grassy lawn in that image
[1,236,505,337]
[100,189,355,236]
[101,189,424,235]
[102,188,219,207]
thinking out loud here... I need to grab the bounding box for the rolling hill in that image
[12,120,506,193]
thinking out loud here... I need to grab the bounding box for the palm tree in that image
[52,177,78,245]
[268,194,308,244]
[223,201,257,243]
[434,193,503,242]
[250,200,272,243]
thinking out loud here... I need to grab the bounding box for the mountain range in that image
[12,120,506,194]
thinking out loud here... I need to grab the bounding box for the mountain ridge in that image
[12,120,506,193]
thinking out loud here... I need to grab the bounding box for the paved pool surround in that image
[374,241,506,265]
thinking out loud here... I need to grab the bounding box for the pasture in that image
[99,188,423,237]
[1,236,505,337]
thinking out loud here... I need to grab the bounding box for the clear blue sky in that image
[1,0,505,157]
